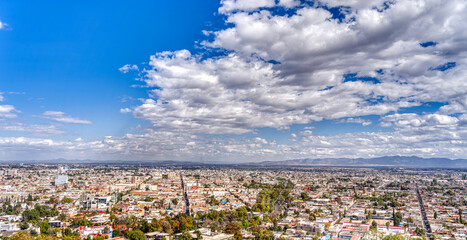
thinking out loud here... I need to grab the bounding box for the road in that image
[180,172,191,216]
[416,185,432,237]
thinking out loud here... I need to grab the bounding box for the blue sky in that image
[0,0,466,161]
[0,0,221,140]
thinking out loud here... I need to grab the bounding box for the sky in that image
[0,0,466,162]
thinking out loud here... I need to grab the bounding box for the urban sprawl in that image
[0,165,466,240]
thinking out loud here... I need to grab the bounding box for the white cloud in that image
[219,0,276,14]
[0,117,465,161]
[277,0,300,8]
[41,111,92,124]
[0,20,6,30]
[0,123,67,136]
[0,105,19,118]
[3,0,467,161]
[120,108,132,113]
[126,0,466,136]
[339,118,372,126]
[108,0,467,160]
[119,64,139,73]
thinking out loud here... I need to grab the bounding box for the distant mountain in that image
[254,156,467,168]
[2,156,466,168]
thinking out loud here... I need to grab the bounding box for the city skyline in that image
[0,0,466,161]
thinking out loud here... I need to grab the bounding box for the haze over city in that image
[0,0,466,162]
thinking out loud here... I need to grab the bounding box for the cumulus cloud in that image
[41,111,92,124]
[126,0,465,135]
[0,20,6,30]
[219,0,276,14]
[108,0,467,160]
[3,0,467,161]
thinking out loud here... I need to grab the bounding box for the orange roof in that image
[350,235,361,240]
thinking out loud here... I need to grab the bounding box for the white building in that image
[54,175,68,185]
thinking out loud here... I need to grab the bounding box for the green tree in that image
[393,212,402,226]
[459,209,463,223]
[179,231,193,240]
[22,209,40,222]
[125,229,147,240]
[20,221,30,230]
[149,220,161,232]
[415,227,426,236]
[30,230,38,237]
[40,220,50,235]
[113,229,122,237]
[11,231,34,240]
[195,230,203,240]
[63,228,73,237]
[369,220,378,232]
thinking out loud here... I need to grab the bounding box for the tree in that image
[459,209,463,224]
[415,227,426,236]
[59,213,68,221]
[22,209,40,222]
[72,216,90,227]
[255,228,274,240]
[179,231,193,240]
[125,229,147,240]
[138,220,150,233]
[195,230,203,240]
[63,228,73,237]
[393,212,403,226]
[149,220,161,232]
[234,231,242,240]
[369,220,378,232]
[160,219,173,234]
[11,231,34,240]
[113,229,122,237]
[382,234,406,240]
[19,221,30,230]
[40,220,50,235]
[224,222,241,235]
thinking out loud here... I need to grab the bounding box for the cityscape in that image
[1,0,467,239]
[0,164,466,240]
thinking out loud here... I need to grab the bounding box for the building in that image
[54,175,68,185]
